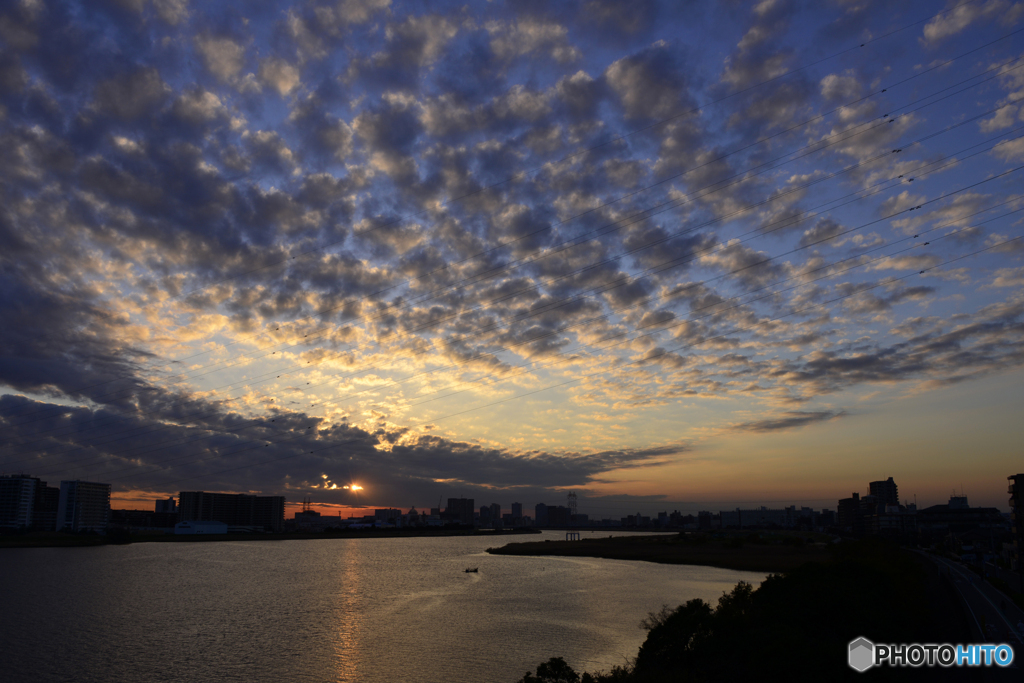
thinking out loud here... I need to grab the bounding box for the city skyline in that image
[0,1,1022,515]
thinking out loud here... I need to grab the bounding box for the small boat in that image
[464,567,478,573]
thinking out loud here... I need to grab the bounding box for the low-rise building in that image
[175,520,228,534]
[178,491,285,532]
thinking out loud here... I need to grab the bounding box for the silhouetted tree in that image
[518,657,580,683]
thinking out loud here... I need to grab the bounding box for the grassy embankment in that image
[488,530,830,573]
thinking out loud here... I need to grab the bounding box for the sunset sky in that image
[1,0,1022,517]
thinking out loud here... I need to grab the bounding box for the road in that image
[918,551,1024,681]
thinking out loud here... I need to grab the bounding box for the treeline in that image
[518,540,970,682]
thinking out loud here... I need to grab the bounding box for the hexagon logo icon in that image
[848,637,874,672]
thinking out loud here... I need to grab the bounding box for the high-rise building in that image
[489,502,501,523]
[535,503,548,526]
[178,491,285,532]
[33,482,60,531]
[445,498,475,525]
[57,480,111,533]
[0,475,58,531]
[0,475,37,529]
[869,477,899,507]
[546,506,571,527]
[511,502,522,520]
[837,492,860,531]
[155,497,177,514]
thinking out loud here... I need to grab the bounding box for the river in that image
[0,531,765,682]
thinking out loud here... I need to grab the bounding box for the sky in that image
[0,0,1022,518]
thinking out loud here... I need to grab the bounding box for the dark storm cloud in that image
[0,391,682,498]
[730,409,845,432]
[0,267,149,408]
[768,299,1024,397]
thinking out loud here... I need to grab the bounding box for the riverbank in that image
[487,531,830,573]
[0,526,540,548]
[515,540,974,682]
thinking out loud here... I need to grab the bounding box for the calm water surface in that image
[1,531,764,682]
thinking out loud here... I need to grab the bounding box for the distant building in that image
[0,475,59,531]
[178,491,285,532]
[837,493,861,532]
[697,511,713,530]
[479,505,492,525]
[57,480,111,533]
[546,505,571,527]
[175,520,228,535]
[490,503,501,526]
[869,478,899,507]
[34,483,59,531]
[1009,474,1024,579]
[719,506,798,529]
[511,502,522,523]
[109,509,177,530]
[444,498,475,525]
[916,495,1005,537]
[0,475,36,529]
[374,508,401,524]
[290,508,344,532]
[534,503,548,526]
[155,497,177,514]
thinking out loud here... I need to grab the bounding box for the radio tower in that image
[567,491,577,525]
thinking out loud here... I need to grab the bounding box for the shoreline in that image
[0,526,541,548]
[486,532,832,573]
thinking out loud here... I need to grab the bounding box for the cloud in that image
[921,0,1022,44]
[259,57,301,97]
[486,17,580,64]
[798,217,846,249]
[195,34,247,82]
[92,68,168,120]
[605,41,692,120]
[170,88,226,126]
[730,409,845,432]
[153,0,189,25]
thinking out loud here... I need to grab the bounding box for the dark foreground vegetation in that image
[516,539,973,682]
